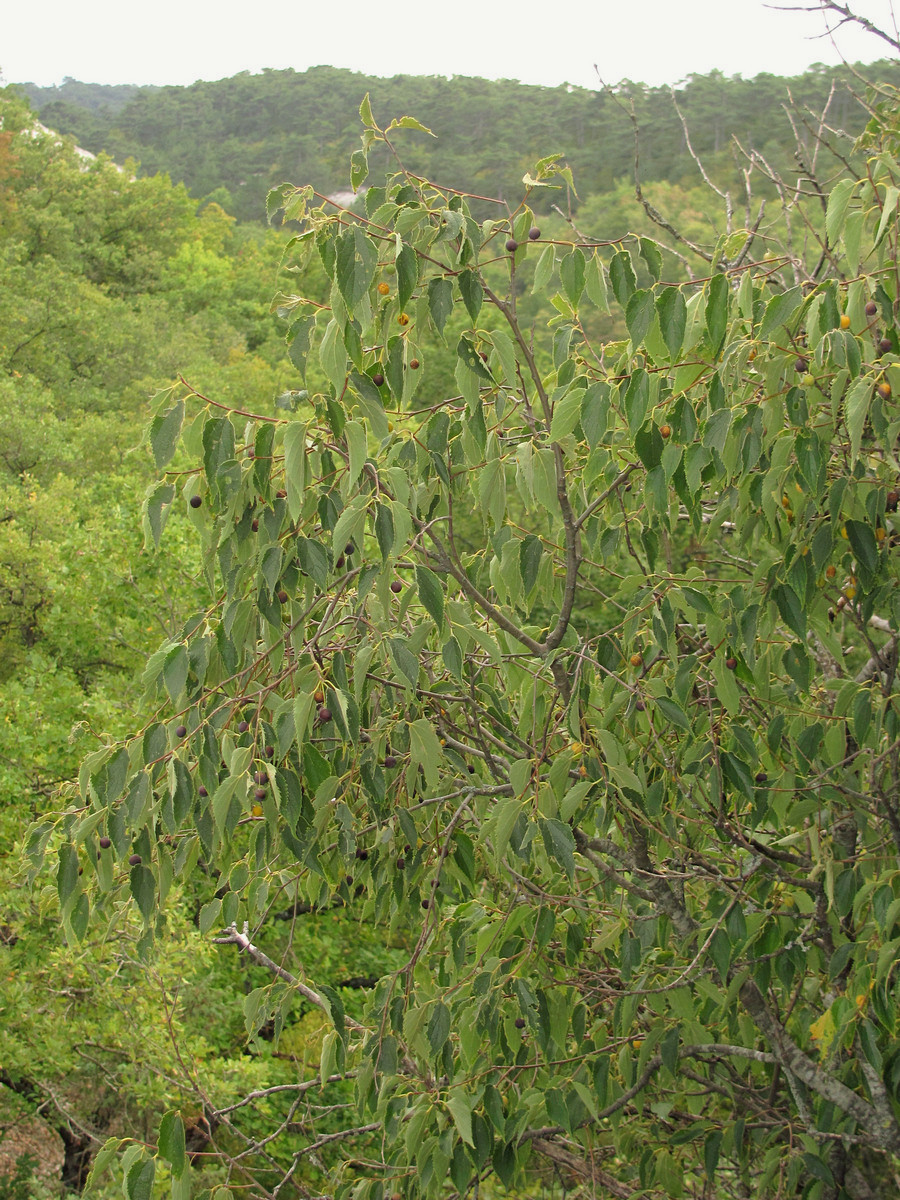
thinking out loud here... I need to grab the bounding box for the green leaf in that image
[130,864,157,923]
[540,817,575,880]
[428,276,453,336]
[845,377,871,463]
[297,538,329,589]
[657,286,687,357]
[85,1137,121,1189]
[626,289,655,346]
[415,564,444,630]
[532,244,555,294]
[759,287,802,339]
[203,416,235,497]
[845,519,878,586]
[559,249,586,306]
[639,237,663,281]
[826,178,857,245]
[427,1002,451,1054]
[143,481,175,548]
[389,637,419,687]
[654,695,691,732]
[336,228,377,312]
[609,250,636,307]
[375,502,394,561]
[519,535,543,595]
[396,242,418,312]
[772,583,806,639]
[705,273,729,351]
[457,334,493,382]
[158,1111,187,1179]
[163,644,189,704]
[442,637,463,679]
[319,318,347,392]
[57,843,79,912]
[283,422,308,523]
[585,252,609,311]
[458,269,483,323]
[126,1157,156,1200]
[549,386,584,441]
[447,1089,474,1146]
[345,419,367,487]
[359,93,376,128]
[150,400,184,470]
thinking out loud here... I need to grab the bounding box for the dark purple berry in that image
[372,373,385,387]
[238,720,250,733]
[254,787,267,801]
[505,238,518,252]
[866,300,878,316]
[277,589,289,604]
[265,745,275,758]
[355,848,369,861]
[390,580,403,594]
[528,227,541,241]
[129,854,142,866]
[99,836,111,849]
[345,543,354,556]
[198,785,208,797]
[318,706,332,723]
[396,857,405,870]
[189,495,202,509]
[515,1017,526,1029]
[384,755,398,769]
[175,725,187,739]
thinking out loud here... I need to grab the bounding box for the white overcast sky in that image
[2,1,898,91]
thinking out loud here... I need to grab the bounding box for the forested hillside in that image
[16,60,900,220]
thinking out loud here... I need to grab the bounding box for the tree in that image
[32,79,900,1199]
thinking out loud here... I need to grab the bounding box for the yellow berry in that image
[840,314,851,330]
[844,585,857,600]
[252,804,263,817]
[877,527,887,541]
[377,282,390,296]
[825,564,836,579]
[398,313,410,326]
[629,653,642,668]
[841,526,849,539]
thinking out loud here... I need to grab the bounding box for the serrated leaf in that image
[540,817,575,880]
[845,376,871,462]
[159,1111,187,1179]
[319,318,347,392]
[585,253,609,311]
[359,93,376,128]
[163,644,188,704]
[375,502,394,561]
[389,637,419,687]
[519,535,542,595]
[705,273,729,350]
[130,864,157,923]
[345,419,367,486]
[457,334,493,382]
[150,400,184,470]
[297,539,329,589]
[609,250,636,307]
[415,564,444,630]
[559,249,586,306]
[283,422,308,523]
[657,286,687,357]
[639,237,663,281]
[772,583,806,639]
[532,243,555,294]
[428,276,453,336]
[549,387,583,441]
[626,289,655,346]
[845,519,878,586]
[654,695,691,732]
[759,286,802,339]
[396,243,418,312]
[126,1157,156,1200]
[427,1002,451,1054]
[458,269,483,323]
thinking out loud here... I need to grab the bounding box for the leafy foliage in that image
[28,76,900,1199]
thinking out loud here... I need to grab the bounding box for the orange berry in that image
[660,424,671,438]
[840,314,851,330]
[629,653,642,668]
[377,282,390,296]
[398,313,410,326]
[877,380,892,400]
[825,564,837,579]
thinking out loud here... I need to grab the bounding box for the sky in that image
[3,0,898,91]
